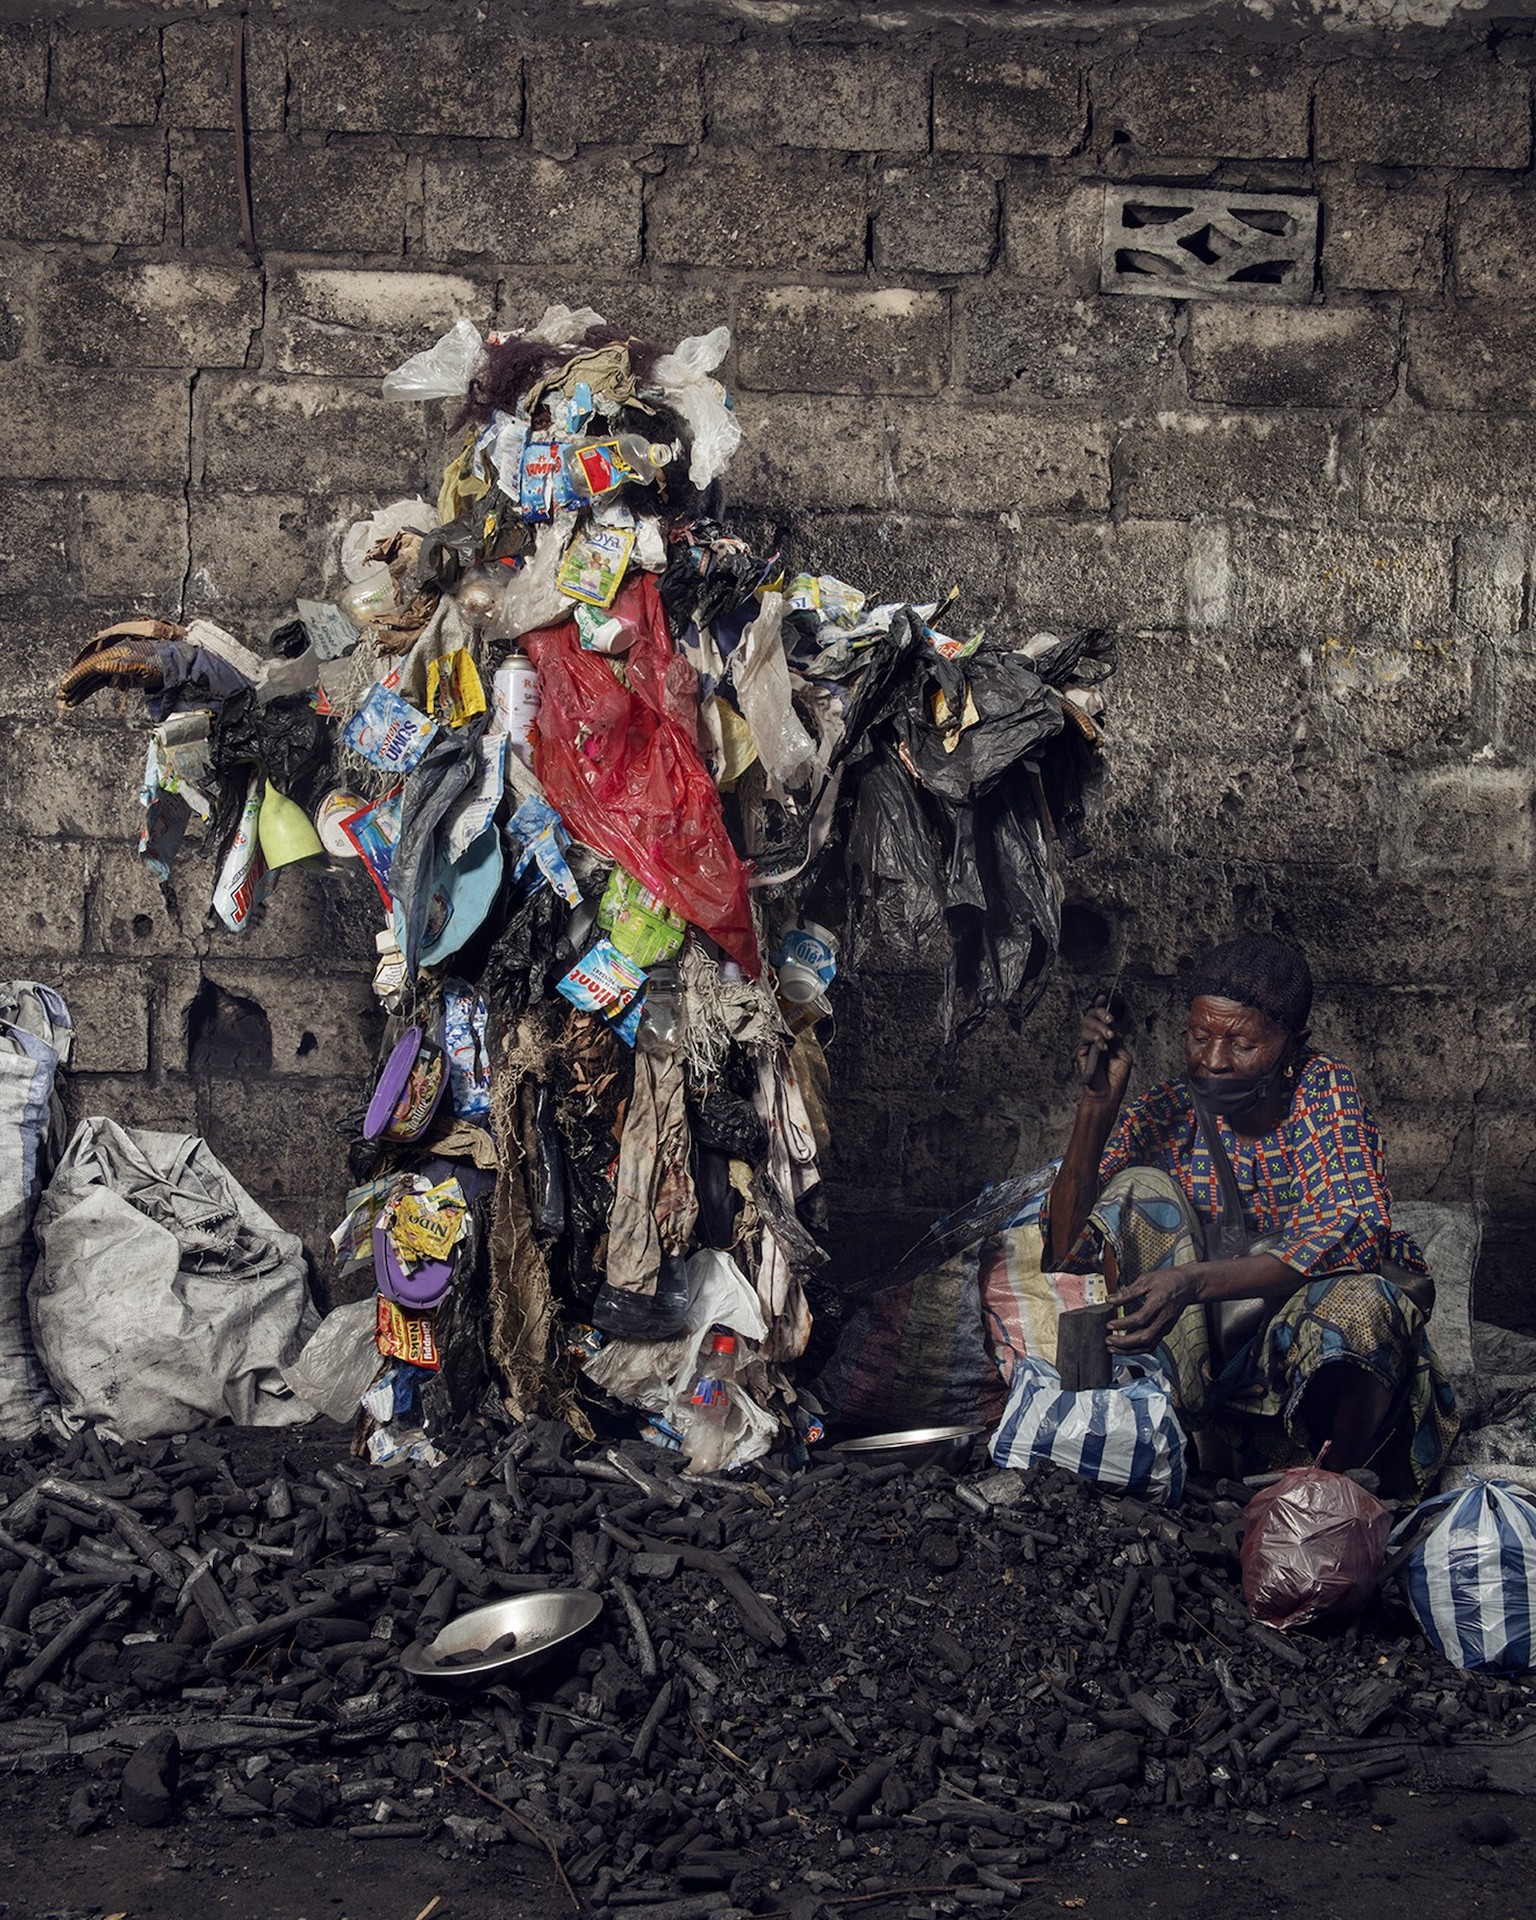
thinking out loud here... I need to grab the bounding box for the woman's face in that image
[1184,994,1293,1082]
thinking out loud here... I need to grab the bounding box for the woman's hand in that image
[1105,1265,1204,1353]
[1076,1001,1133,1105]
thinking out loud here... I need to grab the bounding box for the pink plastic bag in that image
[523,575,759,975]
[1240,1465,1391,1630]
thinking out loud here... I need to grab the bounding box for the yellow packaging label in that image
[426,649,487,729]
[389,1178,468,1263]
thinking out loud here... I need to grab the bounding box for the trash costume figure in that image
[1044,934,1458,1498]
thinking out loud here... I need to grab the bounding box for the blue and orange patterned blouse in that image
[1098,1051,1428,1279]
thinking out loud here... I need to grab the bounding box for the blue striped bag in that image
[1392,1476,1536,1671]
[990,1355,1187,1505]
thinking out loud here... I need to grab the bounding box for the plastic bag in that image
[1392,1475,1536,1670]
[1240,1465,1391,1630]
[991,1354,1186,1503]
[523,574,758,974]
[281,1298,382,1424]
[651,327,740,488]
[728,591,816,797]
[382,317,486,403]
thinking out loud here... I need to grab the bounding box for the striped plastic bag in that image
[990,1354,1187,1504]
[1392,1476,1536,1671]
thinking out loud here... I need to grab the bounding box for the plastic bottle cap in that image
[710,1333,736,1355]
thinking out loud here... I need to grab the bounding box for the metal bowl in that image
[401,1589,603,1684]
[829,1423,990,1472]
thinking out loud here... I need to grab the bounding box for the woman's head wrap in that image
[1188,932,1313,1033]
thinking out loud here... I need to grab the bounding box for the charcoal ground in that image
[0,1419,1531,1920]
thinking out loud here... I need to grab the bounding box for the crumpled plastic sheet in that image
[1240,1465,1392,1629]
[524,574,758,975]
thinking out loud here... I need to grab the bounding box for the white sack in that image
[30,1117,318,1441]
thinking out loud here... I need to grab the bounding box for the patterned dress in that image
[1068,1052,1459,1497]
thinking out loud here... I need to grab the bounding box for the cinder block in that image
[1315,56,1530,168]
[0,21,47,116]
[79,490,189,603]
[1469,1108,1536,1217]
[0,129,165,245]
[960,291,1177,401]
[187,488,331,614]
[1222,523,1453,643]
[61,1073,201,1143]
[1484,633,1536,757]
[39,262,262,370]
[85,842,198,964]
[0,596,93,721]
[0,257,31,360]
[1380,763,1533,875]
[646,158,868,274]
[0,483,72,594]
[0,364,189,484]
[182,136,408,255]
[875,165,998,276]
[734,287,946,396]
[52,963,151,1072]
[203,1076,369,1205]
[1119,411,1351,523]
[49,27,162,125]
[1455,530,1527,638]
[900,1102,1023,1210]
[1013,518,1192,630]
[1322,182,1446,295]
[933,55,1084,156]
[199,963,383,1079]
[1407,310,1536,412]
[1186,304,1400,410]
[289,27,522,138]
[1317,634,1474,758]
[2,837,88,956]
[528,39,702,151]
[268,268,492,376]
[1096,53,1309,160]
[422,153,641,264]
[1453,183,1536,299]
[1002,172,1103,290]
[0,726,147,839]
[196,376,437,493]
[162,21,285,131]
[737,508,1023,625]
[220,860,379,969]
[1365,413,1536,526]
[707,47,927,153]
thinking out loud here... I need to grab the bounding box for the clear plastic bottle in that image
[683,1330,737,1476]
[636,961,681,1055]
[563,436,674,501]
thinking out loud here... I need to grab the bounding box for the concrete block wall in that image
[3,1,1534,1323]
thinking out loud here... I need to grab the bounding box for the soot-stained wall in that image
[4,0,1534,1324]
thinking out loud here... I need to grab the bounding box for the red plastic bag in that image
[1240,1465,1391,1630]
[522,575,759,975]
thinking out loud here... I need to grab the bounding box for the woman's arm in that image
[1044,1003,1132,1267]
[1105,1250,1301,1355]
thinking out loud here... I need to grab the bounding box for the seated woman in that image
[1045,932,1457,1497]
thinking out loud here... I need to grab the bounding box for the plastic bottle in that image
[683,1330,737,1476]
[494,651,540,768]
[636,961,681,1055]
[562,436,674,502]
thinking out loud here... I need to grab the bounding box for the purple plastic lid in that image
[363,1025,448,1143]
[372,1217,455,1310]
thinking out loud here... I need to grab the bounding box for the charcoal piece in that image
[930,1627,974,1676]
[917,1529,960,1573]
[1055,1730,1141,1799]
[121,1729,182,1827]
[66,1784,103,1837]
[122,1642,200,1696]
[1457,1810,1518,1847]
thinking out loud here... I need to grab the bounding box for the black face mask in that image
[1188,1068,1277,1119]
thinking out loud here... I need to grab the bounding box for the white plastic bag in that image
[729,591,816,798]
[0,984,72,1441]
[990,1354,1187,1503]
[381,316,486,403]
[651,327,741,487]
[281,1298,382,1424]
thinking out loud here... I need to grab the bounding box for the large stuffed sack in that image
[0,983,73,1441]
[30,1117,318,1440]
